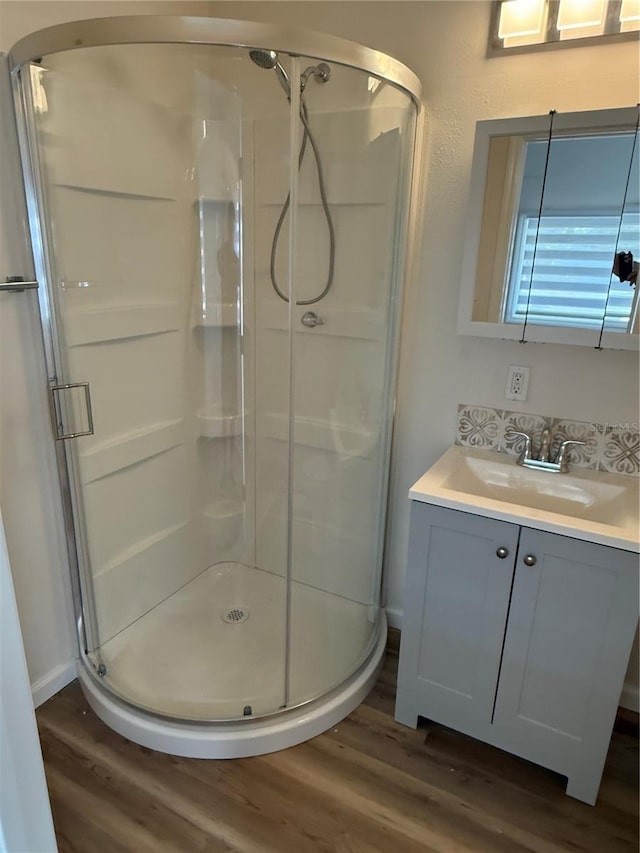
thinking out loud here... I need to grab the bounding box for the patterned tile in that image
[456,404,502,450]
[456,404,639,477]
[500,411,552,458]
[549,418,602,470]
[598,426,640,476]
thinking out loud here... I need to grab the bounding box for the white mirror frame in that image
[458,107,639,350]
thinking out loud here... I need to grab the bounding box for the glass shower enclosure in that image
[9,17,420,754]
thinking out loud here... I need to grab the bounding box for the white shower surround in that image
[8,18,419,756]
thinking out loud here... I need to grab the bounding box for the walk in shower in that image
[9,17,420,756]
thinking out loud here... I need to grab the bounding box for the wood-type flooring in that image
[35,648,639,852]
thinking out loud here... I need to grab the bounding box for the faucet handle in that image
[554,439,587,472]
[539,427,552,462]
[506,430,533,465]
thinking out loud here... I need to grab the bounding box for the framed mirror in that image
[458,106,639,349]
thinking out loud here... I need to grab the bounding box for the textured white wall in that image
[0,510,56,852]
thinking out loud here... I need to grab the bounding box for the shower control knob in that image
[301,311,325,328]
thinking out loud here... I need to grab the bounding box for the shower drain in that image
[222,608,249,624]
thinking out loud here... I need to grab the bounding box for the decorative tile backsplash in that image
[456,404,640,477]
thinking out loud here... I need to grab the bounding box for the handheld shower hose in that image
[249,50,335,305]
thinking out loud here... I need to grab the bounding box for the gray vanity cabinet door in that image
[492,529,639,805]
[395,503,518,737]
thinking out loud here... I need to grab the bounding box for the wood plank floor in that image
[36,652,638,853]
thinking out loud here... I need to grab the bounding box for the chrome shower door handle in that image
[49,382,95,440]
[0,276,39,292]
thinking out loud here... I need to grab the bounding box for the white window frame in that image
[503,208,638,331]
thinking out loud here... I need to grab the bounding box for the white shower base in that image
[78,562,386,758]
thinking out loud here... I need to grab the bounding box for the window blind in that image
[505,213,639,330]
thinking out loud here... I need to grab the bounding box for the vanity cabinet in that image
[395,502,639,805]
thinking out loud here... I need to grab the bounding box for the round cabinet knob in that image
[523,554,537,567]
[496,547,509,559]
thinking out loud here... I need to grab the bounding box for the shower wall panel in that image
[193,140,252,567]
[31,54,209,647]
[253,105,404,609]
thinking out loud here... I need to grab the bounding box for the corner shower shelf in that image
[203,499,245,552]
[197,408,242,439]
[203,498,245,523]
[192,302,238,329]
[196,196,236,205]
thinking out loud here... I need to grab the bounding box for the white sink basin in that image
[443,453,630,524]
[410,446,639,551]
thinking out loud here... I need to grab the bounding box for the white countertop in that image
[410,445,640,553]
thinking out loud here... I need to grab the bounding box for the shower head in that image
[249,49,331,100]
[249,48,291,98]
[249,49,278,70]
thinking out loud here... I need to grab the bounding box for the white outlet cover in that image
[506,365,530,401]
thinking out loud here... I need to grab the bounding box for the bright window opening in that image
[504,212,639,330]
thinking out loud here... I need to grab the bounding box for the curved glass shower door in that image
[17,33,417,724]
[21,43,294,720]
[284,59,416,708]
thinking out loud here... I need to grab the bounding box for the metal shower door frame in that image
[8,16,421,106]
[9,60,102,665]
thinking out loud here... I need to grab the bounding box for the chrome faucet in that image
[538,427,551,462]
[507,429,586,473]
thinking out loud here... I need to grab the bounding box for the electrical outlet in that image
[505,365,530,401]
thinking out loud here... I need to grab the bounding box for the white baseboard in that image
[385,607,639,715]
[31,660,76,709]
[385,606,402,630]
[620,683,639,713]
